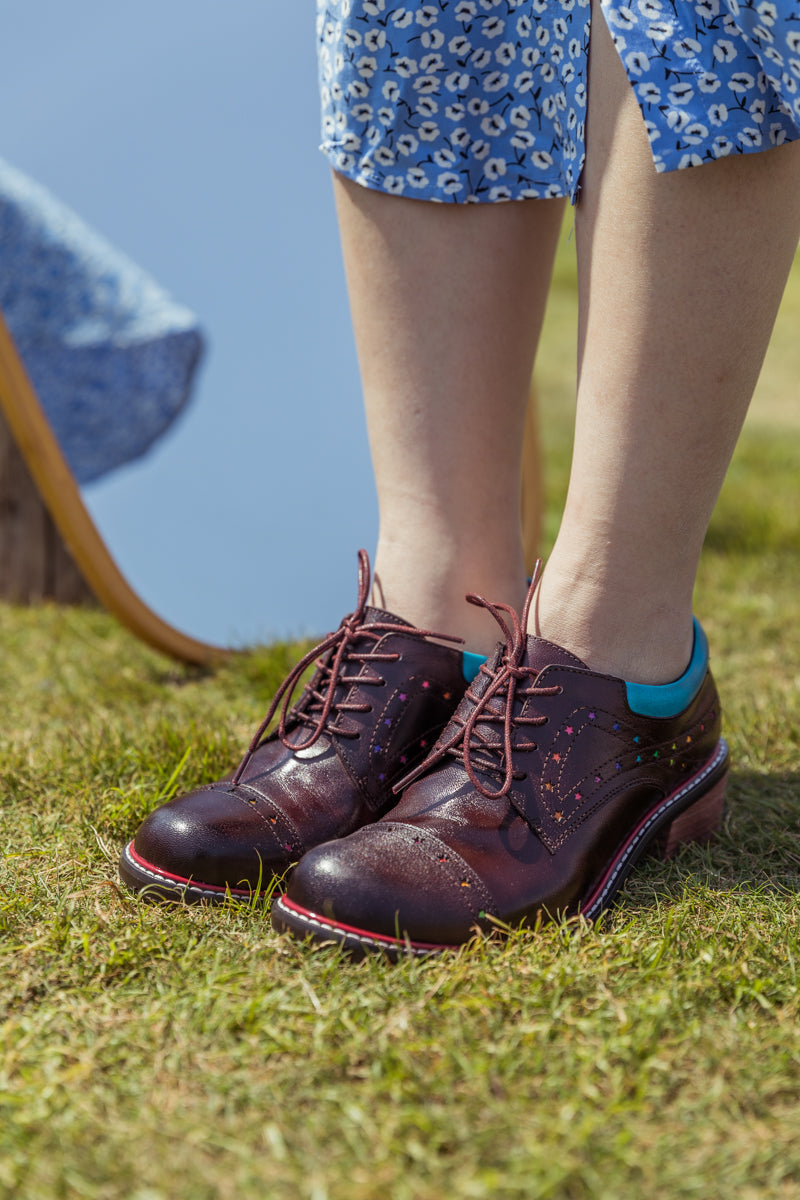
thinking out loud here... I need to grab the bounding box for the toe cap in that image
[133,785,293,889]
[285,822,497,946]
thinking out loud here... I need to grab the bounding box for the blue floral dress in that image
[316,0,800,202]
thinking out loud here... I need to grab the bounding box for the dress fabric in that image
[316,0,800,203]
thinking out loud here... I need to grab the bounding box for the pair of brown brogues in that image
[119,551,729,959]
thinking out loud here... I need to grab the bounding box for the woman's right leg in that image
[335,175,565,654]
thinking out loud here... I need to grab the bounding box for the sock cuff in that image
[462,650,487,683]
[625,619,709,719]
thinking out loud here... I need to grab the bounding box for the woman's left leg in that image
[534,2,800,683]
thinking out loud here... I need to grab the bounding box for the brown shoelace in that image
[231,550,462,786]
[396,562,558,801]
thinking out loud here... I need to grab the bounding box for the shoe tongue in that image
[363,605,411,626]
[523,635,587,677]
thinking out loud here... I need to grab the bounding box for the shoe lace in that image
[231,549,462,786]
[396,561,558,801]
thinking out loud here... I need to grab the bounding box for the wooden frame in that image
[0,309,229,666]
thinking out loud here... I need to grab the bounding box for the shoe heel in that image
[658,773,727,860]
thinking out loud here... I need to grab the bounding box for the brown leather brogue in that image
[119,551,471,902]
[273,573,729,957]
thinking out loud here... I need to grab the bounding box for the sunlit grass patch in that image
[1,233,800,1200]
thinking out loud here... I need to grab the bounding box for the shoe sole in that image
[271,738,730,960]
[118,841,271,904]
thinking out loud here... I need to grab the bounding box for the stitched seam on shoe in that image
[380,823,498,921]
[276,899,440,956]
[122,845,262,900]
[234,785,306,856]
[534,695,721,851]
[584,739,728,917]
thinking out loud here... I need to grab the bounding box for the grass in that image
[2,236,800,1199]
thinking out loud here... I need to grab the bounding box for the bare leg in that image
[534,5,800,683]
[334,176,564,653]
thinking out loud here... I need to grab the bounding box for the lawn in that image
[1,231,799,1200]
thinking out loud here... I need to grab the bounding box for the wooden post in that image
[0,403,95,605]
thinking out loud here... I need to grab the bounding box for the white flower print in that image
[437,171,464,193]
[422,29,447,49]
[396,133,419,155]
[697,72,721,93]
[483,70,510,90]
[434,147,458,166]
[683,121,709,143]
[467,97,490,116]
[714,39,737,64]
[728,71,756,92]
[481,113,508,135]
[417,96,439,118]
[318,0,798,204]
[417,7,440,27]
[394,57,418,77]
[482,16,506,36]
[668,82,695,105]
[626,50,650,74]
[485,155,508,178]
[454,2,477,20]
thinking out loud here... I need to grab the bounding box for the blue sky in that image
[3,2,376,646]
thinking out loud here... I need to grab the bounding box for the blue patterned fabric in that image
[0,157,203,484]
[317,0,800,203]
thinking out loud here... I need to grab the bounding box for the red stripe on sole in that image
[276,895,452,954]
[125,843,263,897]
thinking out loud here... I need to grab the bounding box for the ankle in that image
[372,543,527,656]
[531,567,696,685]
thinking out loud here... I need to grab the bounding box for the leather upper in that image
[285,634,725,943]
[131,609,467,889]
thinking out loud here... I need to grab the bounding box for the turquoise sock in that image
[462,650,486,684]
[625,619,708,719]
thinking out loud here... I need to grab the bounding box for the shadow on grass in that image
[618,768,800,912]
